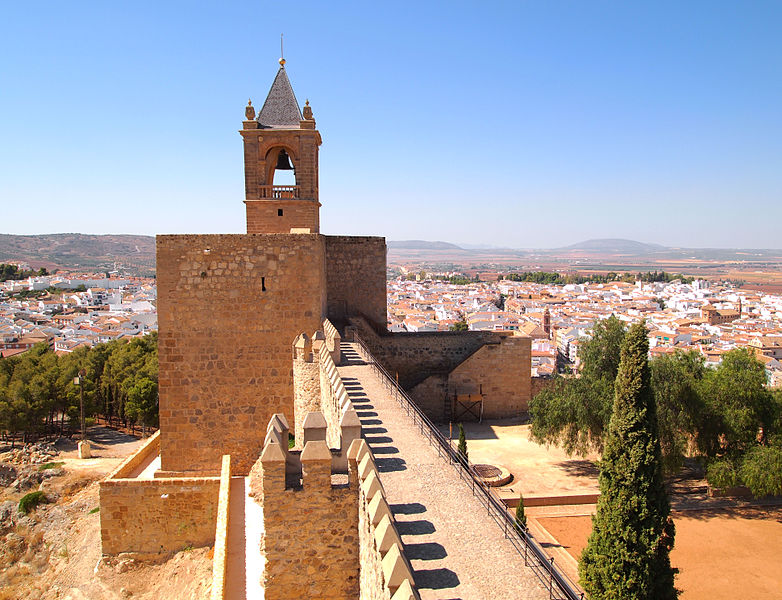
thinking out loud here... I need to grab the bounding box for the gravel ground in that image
[339,343,550,600]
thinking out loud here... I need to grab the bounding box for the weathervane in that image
[279,33,285,67]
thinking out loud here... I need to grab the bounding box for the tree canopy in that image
[0,333,158,444]
[529,316,782,495]
[580,322,678,599]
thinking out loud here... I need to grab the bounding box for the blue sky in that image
[1,1,780,248]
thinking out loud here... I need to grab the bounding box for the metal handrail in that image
[350,334,585,600]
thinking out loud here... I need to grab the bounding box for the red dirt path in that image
[536,505,782,600]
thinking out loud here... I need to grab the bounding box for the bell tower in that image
[240,59,322,234]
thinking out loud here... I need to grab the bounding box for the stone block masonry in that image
[348,316,533,420]
[156,233,326,475]
[245,199,320,235]
[446,334,532,418]
[249,420,419,600]
[100,475,220,555]
[292,321,361,458]
[253,437,361,600]
[326,236,387,328]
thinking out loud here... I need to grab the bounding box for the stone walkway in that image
[339,343,549,600]
[225,476,265,600]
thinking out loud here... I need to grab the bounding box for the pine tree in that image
[579,321,678,599]
[515,494,527,531]
[457,423,468,463]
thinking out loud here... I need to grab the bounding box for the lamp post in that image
[73,369,86,441]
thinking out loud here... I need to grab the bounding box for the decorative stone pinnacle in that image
[245,99,255,121]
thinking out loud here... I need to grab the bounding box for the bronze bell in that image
[275,149,294,170]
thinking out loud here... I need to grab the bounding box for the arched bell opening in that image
[263,147,299,198]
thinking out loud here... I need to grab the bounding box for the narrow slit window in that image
[261,277,266,292]
[277,209,284,216]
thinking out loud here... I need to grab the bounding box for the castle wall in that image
[99,476,220,555]
[355,442,419,600]
[253,440,360,600]
[407,374,449,420]
[446,335,532,418]
[325,236,387,327]
[156,233,326,475]
[349,317,532,420]
[347,316,502,388]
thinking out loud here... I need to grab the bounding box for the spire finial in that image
[245,98,255,121]
[279,33,286,67]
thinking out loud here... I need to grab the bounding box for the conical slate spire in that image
[257,67,303,129]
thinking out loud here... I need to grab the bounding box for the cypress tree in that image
[457,423,468,463]
[515,493,527,531]
[579,321,678,599]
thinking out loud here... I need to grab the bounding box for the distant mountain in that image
[0,233,156,276]
[387,240,463,250]
[559,238,666,254]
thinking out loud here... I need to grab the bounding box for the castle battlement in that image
[293,321,361,470]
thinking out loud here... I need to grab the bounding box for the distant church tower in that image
[240,58,322,234]
[543,306,551,338]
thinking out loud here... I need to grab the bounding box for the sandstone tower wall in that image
[157,233,326,475]
[245,199,320,235]
[325,236,387,327]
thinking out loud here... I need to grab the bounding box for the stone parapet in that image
[353,440,420,600]
[349,316,532,420]
[107,430,160,479]
[323,318,342,365]
[251,427,362,600]
[317,342,361,469]
[99,475,220,555]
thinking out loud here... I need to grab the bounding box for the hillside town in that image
[0,269,156,358]
[4,265,782,390]
[388,274,782,387]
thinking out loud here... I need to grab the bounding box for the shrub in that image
[38,461,65,471]
[515,494,527,531]
[457,423,468,463]
[706,458,740,490]
[18,491,49,514]
[739,445,782,497]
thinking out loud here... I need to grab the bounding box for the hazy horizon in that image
[3,232,782,253]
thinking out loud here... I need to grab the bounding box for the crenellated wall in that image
[292,323,361,469]
[354,440,420,600]
[249,419,419,600]
[251,436,360,600]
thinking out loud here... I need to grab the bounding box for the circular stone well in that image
[473,463,512,487]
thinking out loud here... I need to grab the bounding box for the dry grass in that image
[0,521,50,600]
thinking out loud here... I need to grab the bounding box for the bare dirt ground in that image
[442,420,600,499]
[456,420,782,598]
[0,427,212,600]
[536,505,782,600]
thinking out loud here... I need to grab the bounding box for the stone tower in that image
[240,60,322,234]
[155,62,387,476]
